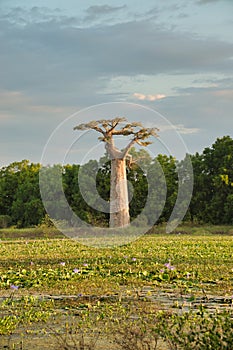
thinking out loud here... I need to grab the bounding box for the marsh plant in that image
[1,296,233,349]
[115,323,158,350]
[53,326,100,350]
[112,307,233,350]
[155,306,233,350]
[0,295,53,335]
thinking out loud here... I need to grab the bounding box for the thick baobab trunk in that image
[110,158,130,228]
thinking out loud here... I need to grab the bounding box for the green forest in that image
[1,135,233,229]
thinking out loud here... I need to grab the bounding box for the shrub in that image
[0,215,11,228]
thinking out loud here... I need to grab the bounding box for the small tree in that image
[74,117,158,228]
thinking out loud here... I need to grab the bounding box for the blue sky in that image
[0,0,233,166]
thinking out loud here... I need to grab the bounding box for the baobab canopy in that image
[74,117,159,149]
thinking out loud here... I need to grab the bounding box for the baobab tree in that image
[74,117,158,228]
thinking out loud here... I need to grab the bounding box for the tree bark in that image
[110,157,130,228]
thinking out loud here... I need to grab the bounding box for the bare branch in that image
[136,140,152,146]
[122,139,137,158]
[73,120,106,136]
[108,118,124,133]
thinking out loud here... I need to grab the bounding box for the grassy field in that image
[0,225,233,349]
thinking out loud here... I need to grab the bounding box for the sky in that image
[0,0,233,166]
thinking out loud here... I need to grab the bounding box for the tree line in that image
[0,136,233,228]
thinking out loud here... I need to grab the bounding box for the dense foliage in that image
[0,136,233,228]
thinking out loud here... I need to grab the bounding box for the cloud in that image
[0,112,13,121]
[158,123,199,134]
[1,15,232,107]
[174,85,233,101]
[155,87,233,154]
[0,5,232,165]
[174,125,200,135]
[133,93,166,101]
[197,0,220,3]
[193,77,233,88]
[197,0,232,3]
[0,89,29,106]
[2,6,61,23]
[212,89,233,98]
[0,89,71,114]
[86,4,127,15]
[85,5,127,21]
